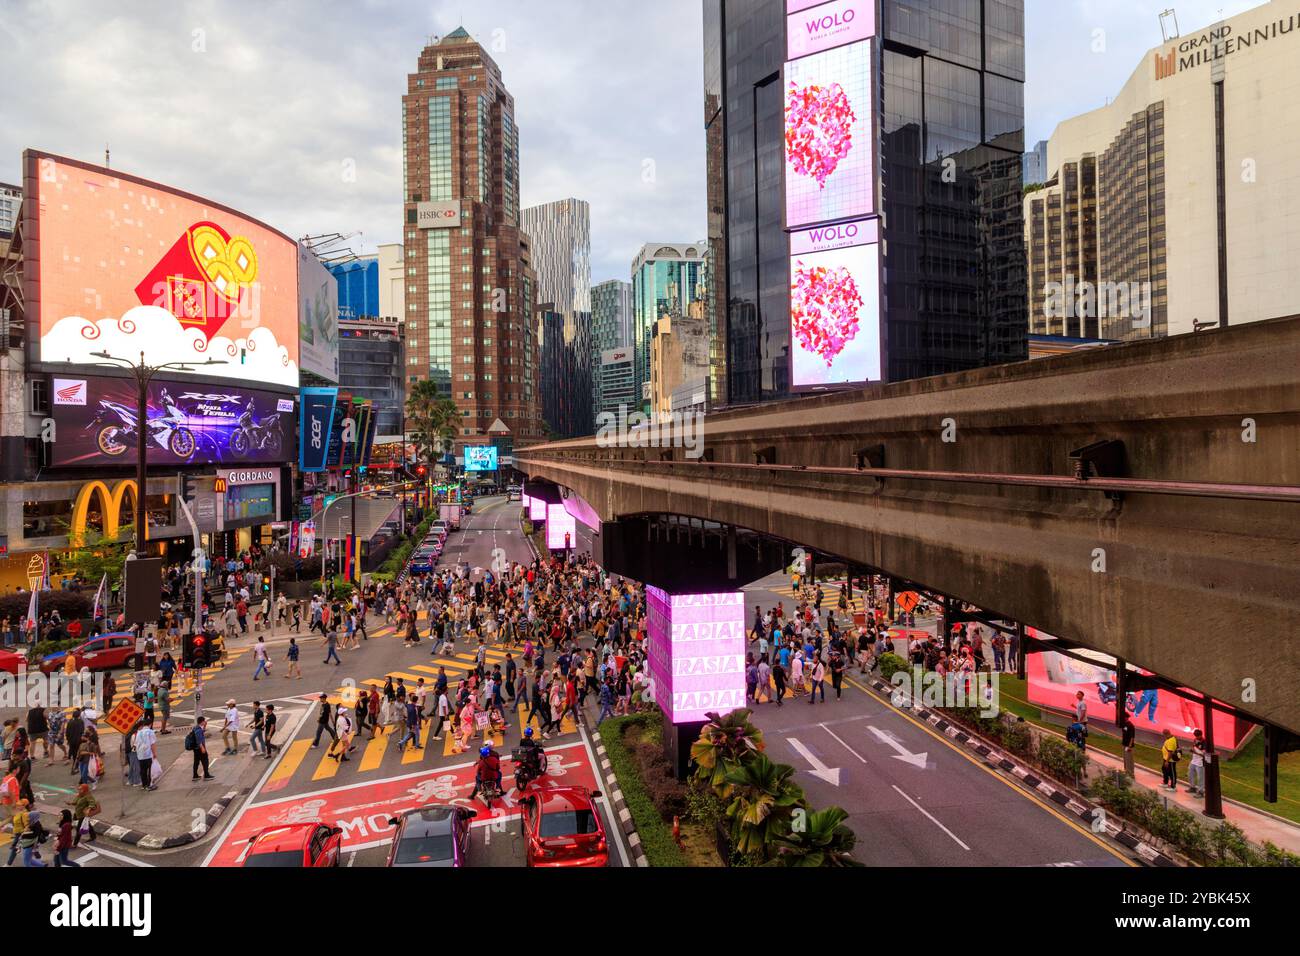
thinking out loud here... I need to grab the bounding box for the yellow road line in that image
[359,732,389,771]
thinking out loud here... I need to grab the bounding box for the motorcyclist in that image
[472,744,502,800]
[515,726,545,783]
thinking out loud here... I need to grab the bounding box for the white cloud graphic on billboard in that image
[43,306,298,388]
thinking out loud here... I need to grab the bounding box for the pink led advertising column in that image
[646,587,747,725]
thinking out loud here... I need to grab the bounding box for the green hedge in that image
[378,516,436,574]
[598,712,686,867]
[876,652,910,682]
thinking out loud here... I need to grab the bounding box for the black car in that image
[386,805,476,867]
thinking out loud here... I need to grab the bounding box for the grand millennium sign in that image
[1154,14,1300,80]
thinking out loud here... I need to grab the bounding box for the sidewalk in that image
[19,699,312,849]
[1082,741,1300,855]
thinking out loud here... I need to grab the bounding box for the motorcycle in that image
[511,746,548,792]
[89,399,197,459]
[231,409,282,456]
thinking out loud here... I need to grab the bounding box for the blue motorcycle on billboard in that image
[53,376,293,467]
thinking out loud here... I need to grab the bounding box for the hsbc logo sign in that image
[416,200,462,229]
[53,378,87,406]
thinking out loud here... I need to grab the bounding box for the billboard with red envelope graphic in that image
[22,150,299,389]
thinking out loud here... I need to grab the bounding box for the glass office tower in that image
[704,0,1027,403]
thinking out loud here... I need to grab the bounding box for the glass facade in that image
[329,257,380,319]
[339,318,405,436]
[426,230,452,395]
[631,246,706,412]
[706,0,1028,401]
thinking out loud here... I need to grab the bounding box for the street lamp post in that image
[89,351,227,558]
[89,351,226,662]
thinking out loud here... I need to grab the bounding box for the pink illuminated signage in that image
[545,503,576,550]
[646,587,747,725]
[562,493,602,534]
[1024,630,1250,750]
[789,217,882,387]
[528,495,547,522]
[786,0,876,61]
[784,41,876,230]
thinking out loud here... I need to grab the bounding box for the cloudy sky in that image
[0,0,1265,283]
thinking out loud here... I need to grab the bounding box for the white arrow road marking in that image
[868,725,928,769]
[891,785,970,850]
[787,737,841,786]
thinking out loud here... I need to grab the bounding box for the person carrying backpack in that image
[186,716,213,780]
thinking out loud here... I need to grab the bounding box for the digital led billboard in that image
[1025,634,1250,750]
[786,0,876,60]
[298,245,339,382]
[646,588,747,725]
[528,495,547,522]
[789,217,882,387]
[545,503,576,551]
[784,41,875,230]
[23,151,300,389]
[464,446,498,472]
[49,375,295,467]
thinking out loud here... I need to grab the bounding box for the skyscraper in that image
[591,278,632,418]
[402,27,542,453]
[521,198,593,435]
[704,0,1027,404]
[630,243,706,414]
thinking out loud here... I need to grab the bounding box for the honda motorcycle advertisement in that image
[48,375,296,467]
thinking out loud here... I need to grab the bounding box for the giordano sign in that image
[1154,15,1299,80]
[70,479,145,548]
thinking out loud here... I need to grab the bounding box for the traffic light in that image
[179,473,197,502]
[182,632,196,666]
[189,632,210,668]
[416,465,427,477]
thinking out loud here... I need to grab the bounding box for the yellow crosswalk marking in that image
[311,744,342,781]
[359,732,389,771]
[269,739,312,787]
[402,722,432,763]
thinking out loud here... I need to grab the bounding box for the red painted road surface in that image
[209,742,599,866]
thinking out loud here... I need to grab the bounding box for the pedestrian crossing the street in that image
[269,643,579,789]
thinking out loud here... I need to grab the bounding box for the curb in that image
[84,788,240,850]
[859,674,1179,867]
[582,713,649,868]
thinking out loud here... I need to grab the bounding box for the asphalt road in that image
[741,573,1133,867]
[190,495,628,868]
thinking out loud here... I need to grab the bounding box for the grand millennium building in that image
[1025,1,1300,341]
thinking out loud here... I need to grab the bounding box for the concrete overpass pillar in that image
[646,586,749,780]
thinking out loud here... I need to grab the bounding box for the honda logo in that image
[52,378,87,406]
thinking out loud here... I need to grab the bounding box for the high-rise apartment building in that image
[1025,3,1300,341]
[521,198,593,435]
[630,242,706,413]
[704,0,1027,404]
[401,27,542,452]
[1022,140,1048,186]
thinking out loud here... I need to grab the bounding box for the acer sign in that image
[646,588,747,725]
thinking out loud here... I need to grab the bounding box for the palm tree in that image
[722,754,806,858]
[764,806,862,867]
[405,381,459,465]
[690,709,765,798]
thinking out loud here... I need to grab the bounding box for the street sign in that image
[105,698,143,735]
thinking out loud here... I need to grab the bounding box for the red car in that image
[242,823,343,867]
[0,648,26,676]
[38,633,140,675]
[520,787,609,868]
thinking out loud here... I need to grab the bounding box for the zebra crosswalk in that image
[267,644,579,790]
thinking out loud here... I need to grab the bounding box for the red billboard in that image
[23,150,300,388]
